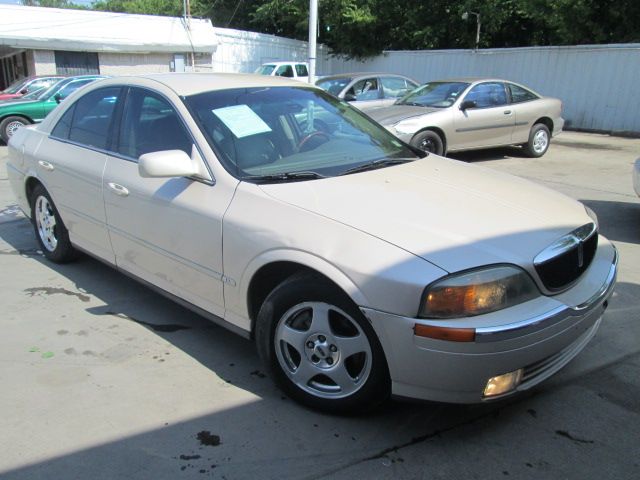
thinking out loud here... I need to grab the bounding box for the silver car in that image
[368,78,564,157]
[6,74,616,413]
[316,73,419,111]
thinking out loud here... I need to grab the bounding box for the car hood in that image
[367,104,441,126]
[258,156,591,273]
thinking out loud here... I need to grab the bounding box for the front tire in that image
[0,116,30,143]
[411,129,444,156]
[30,184,77,263]
[524,123,551,157]
[255,272,390,414]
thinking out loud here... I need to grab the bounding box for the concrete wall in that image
[98,52,173,75]
[30,49,215,76]
[211,27,330,75]
[327,44,640,135]
[32,49,56,75]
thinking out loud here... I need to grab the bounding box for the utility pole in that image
[308,0,318,83]
[462,11,481,51]
[184,0,195,70]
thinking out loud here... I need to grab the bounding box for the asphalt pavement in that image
[0,132,638,479]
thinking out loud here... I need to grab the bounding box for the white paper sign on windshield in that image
[211,104,272,138]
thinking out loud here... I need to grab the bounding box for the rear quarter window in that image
[509,84,539,103]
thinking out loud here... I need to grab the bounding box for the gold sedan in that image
[368,78,564,157]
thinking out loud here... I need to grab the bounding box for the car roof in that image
[318,72,415,81]
[428,78,510,84]
[97,73,313,96]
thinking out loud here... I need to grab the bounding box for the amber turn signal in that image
[414,324,476,342]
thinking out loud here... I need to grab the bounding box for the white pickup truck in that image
[254,62,309,82]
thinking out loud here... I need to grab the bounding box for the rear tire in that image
[411,129,444,156]
[29,184,77,263]
[524,123,551,157]
[0,116,30,143]
[255,272,390,414]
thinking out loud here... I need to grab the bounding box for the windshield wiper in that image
[399,102,424,107]
[244,171,326,184]
[339,158,415,176]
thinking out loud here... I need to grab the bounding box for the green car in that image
[0,75,106,143]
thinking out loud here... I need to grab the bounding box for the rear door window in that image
[381,77,411,99]
[295,64,308,77]
[508,83,539,103]
[66,87,121,149]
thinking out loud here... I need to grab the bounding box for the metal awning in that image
[0,5,218,54]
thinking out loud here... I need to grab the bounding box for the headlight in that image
[419,265,539,319]
[393,122,418,135]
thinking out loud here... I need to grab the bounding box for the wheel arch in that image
[243,252,369,336]
[0,113,35,125]
[412,127,447,153]
[24,176,46,218]
[533,116,554,133]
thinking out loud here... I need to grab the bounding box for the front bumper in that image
[362,239,618,403]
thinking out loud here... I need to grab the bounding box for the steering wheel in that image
[297,131,330,152]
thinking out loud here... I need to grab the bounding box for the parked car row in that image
[6,73,617,413]
[312,73,563,158]
[0,75,64,101]
[0,75,106,143]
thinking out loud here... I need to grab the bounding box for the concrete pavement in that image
[0,132,638,479]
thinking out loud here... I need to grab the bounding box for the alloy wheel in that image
[274,301,372,399]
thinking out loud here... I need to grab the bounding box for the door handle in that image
[504,110,512,115]
[107,182,129,197]
[38,160,54,171]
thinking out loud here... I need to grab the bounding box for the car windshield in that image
[316,77,352,96]
[397,81,470,108]
[32,78,73,100]
[3,78,29,94]
[184,86,419,182]
[21,85,53,100]
[255,65,276,75]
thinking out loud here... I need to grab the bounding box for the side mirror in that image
[138,150,199,178]
[20,88,28,95]
[54,93,63,104]
[343,92,357,102]
[460,100,476,110]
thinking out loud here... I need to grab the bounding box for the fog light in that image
[483,369,523,398]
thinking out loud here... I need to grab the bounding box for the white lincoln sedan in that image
[6,74,617,413]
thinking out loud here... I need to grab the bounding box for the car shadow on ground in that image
[0,215,501,405]
[0,214,531,477]
[1,215,637,478]
[447,145,528,162]
[581,199,640,244]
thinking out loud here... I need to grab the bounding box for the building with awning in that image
[0,4,219,89]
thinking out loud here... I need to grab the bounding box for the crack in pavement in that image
[309,350,640,479]
[306,406,505,480]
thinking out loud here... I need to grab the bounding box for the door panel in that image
[103,158,232,317]
[451,82,514,149]
[34,138,112,261]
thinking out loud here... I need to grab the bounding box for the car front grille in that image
[534,223,598,292]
